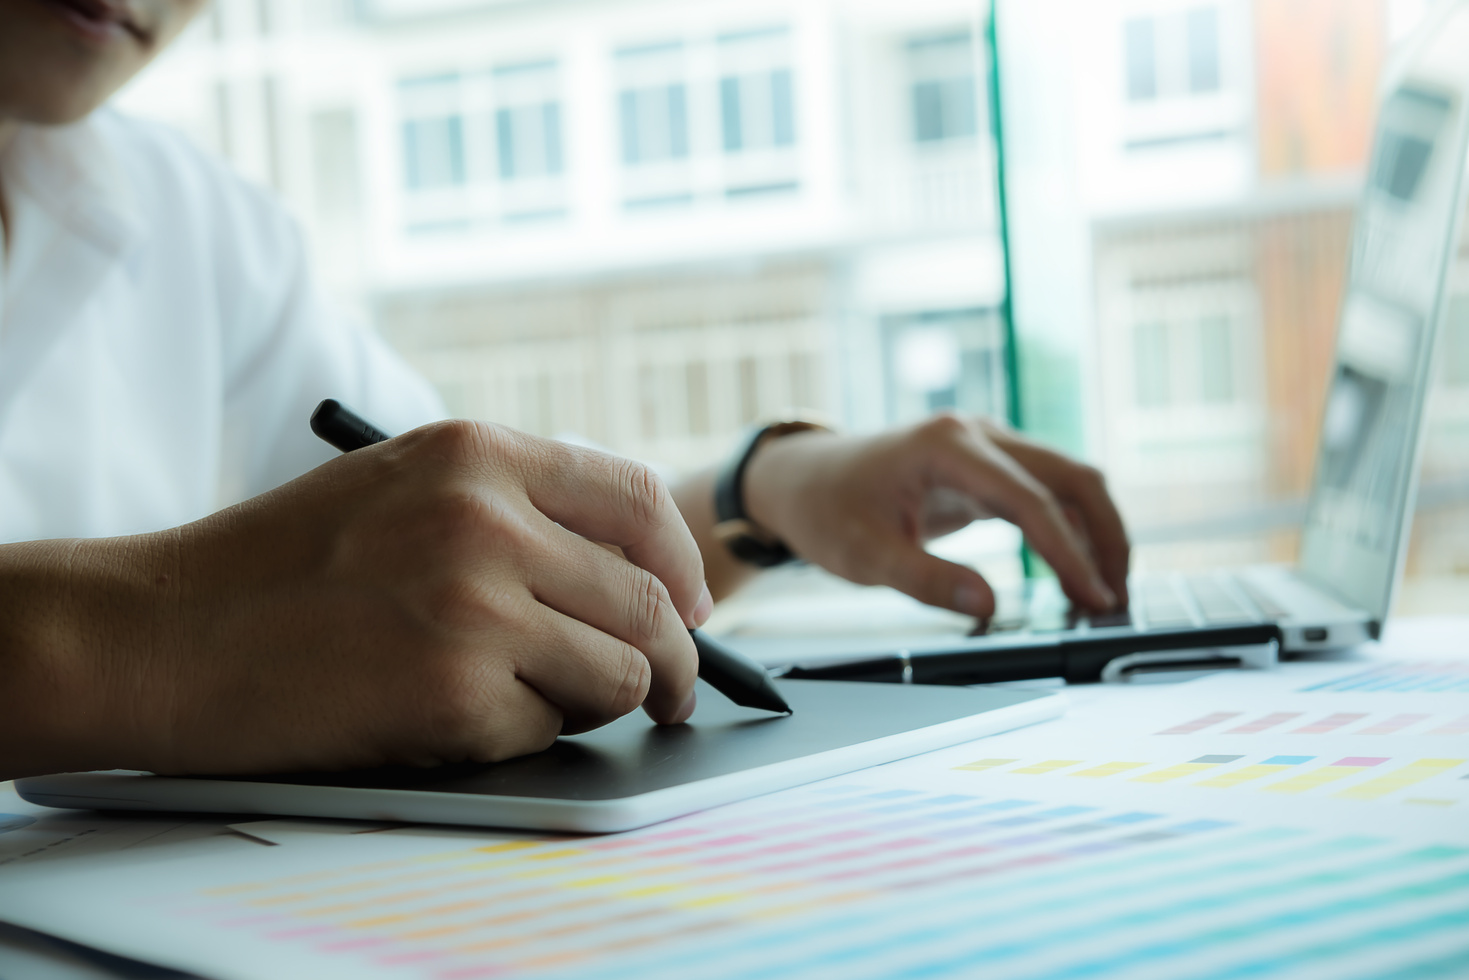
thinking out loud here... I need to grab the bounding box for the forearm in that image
[0,536,178,780]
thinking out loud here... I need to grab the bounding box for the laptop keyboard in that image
[983,572,1272,636]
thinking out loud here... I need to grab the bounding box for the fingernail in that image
[674,688,697,724]
[1093,578,1118,610]
[690,582,714,628]
[954,583,990,617]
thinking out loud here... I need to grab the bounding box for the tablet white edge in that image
[17,690,1064,834]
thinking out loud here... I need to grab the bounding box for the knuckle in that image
[625,569,674,647]
[422,487,536,557]
[608,643,652,717]
[420,418,489,465]
[416,652,500,754]
[419,419,525,474]
[1009,483,1063,531]
[1075,463,1108,493]
[617,458,671,531]
[415,576,517,634]
[920,411,969,442]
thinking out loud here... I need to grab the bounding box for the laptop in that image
[739,8,1469,684]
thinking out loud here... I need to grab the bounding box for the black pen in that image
[779,622,1280,685]
[310,399,792,716]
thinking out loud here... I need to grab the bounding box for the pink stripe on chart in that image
[825,842,997,882]
[437,965,510,979]
[1224,712,1302,734]
[699,834,760,848]
[1358,714,1430,735]
[1157,711,1241,735]
[759,846,881,875]
[1291,713,1368,734]
[751,822,816,837]
[636,827,707,843]
[735,828,869,871]
[377,951,448,966]
[1333,757,1388,767]
[319,937,394,953]
[640,844,704,858]
[1431,715,1469,736]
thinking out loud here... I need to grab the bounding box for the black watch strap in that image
[712,420,825,568]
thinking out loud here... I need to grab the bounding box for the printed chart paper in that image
[1,659,1466,980]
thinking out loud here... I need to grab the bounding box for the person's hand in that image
[741,413,1129,618]
[0,420,711,780]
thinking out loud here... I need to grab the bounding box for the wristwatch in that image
[712,420,830,567]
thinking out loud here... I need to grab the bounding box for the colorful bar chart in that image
[168,781,1469,980]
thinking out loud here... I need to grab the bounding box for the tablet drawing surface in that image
[19,679,1062,833]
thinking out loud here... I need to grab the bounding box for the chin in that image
[10,66,125,127]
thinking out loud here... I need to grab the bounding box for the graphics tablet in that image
[17,679,1062,833]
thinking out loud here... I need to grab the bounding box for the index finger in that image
[933,439,1117,611]
[984,428,1131,607]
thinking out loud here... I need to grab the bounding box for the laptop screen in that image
[1300,8,1469,622]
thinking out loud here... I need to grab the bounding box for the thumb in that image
[868,530,996,618]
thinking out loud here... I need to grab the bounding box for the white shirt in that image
[0,110,444,543]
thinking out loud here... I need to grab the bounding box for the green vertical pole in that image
[986,2,1022,433]
[985,1,1037,579]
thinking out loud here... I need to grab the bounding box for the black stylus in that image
[310,399,792,716]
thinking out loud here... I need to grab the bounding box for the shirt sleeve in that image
[213,181,446,504]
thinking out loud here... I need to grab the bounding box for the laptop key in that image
[1234,577,1291,621]
[1186,575,1257,625]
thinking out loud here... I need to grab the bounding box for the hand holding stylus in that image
[312,400,790,719]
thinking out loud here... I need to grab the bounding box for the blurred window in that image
[400,75,465,190]
[1125,6,1224,103]
[719,29,797,153]
[494,62,564,181]
[884,310,1008,422]
[1186,8,1222,93]
[1126,278,1248,412]
[1125,17,1158,101]
[618,43,690,165]
[1199,314,1235,403]
[1133,321,1171,408]
[909,33,979,144]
